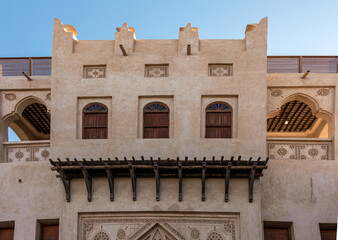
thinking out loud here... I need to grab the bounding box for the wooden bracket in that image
[225,161,232,202]
[202,161,206,201]
[248,161,257,202]
[128,162,137,201]
[104,164,114,201]
[236,155,242,166]
[80,163,92,202]
[154,162,160,201]
[58,166,71,202]
[178,161,182,201]
[120,44,128,56]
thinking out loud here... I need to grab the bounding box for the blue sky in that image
[2,0,338,141]
[1,0,338,57]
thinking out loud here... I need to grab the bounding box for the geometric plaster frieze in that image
[80,214,239,240]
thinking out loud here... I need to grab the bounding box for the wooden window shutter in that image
[264,227,290,240]
[205,102,232,138]
[0,228,14,240]
[320,224,337,240]
[320,229,337,240]
[83,103,108,139]
[143,102,169,138]
[41,224,59,240]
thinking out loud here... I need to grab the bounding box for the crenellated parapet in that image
[178,23,199,54]
[115,22,136,56]
[245,17,267,51]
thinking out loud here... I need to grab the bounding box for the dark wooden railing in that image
[0,56,337,76]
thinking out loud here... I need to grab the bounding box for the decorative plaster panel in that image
[84,66,106,79]
[80,214,239,240]
[267,142,330,160]
[145,65,169,77]
[5,145,50,162]
[208,64,233,77]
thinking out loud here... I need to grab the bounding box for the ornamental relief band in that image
[80,215,239,240]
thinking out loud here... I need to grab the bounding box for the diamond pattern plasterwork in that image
[84,66,106,79]
[145,65,168,77]
[5,145,50,163]
[80,215,238,240]
[209,64,233,77]
[268,143,329,160]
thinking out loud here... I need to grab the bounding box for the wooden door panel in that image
[264,228,290,240]
[157,128,169,138]
[41,225,59,240]
[144,128,156,138]
[0,228,14,240]
[96,114,108,126]
[320,229,337,240]
[83,114,95,127]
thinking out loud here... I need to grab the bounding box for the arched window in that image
[143,102,169,138]
[82,103,108,139]
[205,102,232,138]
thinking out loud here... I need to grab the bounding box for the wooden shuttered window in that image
[320,224,337,240]
[83,103,108,139]
[205,102,232,138]
[143,102,169,138]
[0,228,14,240]
[264,227,291,240]
[40,224,59,240]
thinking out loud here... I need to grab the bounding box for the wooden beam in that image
[301,70,310,79]
[105,164,114,201]
[225,162,231,202]
[187,44,191,55]
[248,162,257,203]
[299,56,303,73]
[154,162,160,201]
[202,161,206,201]
[119,44,128,56]
[51,164,268,171]
[80,163,92,202]
[178,161,182,201]
[58,167,71,202]
[128,162,137,201]
[22,71,32,81]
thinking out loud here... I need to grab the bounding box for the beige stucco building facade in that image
[0,17,337,240]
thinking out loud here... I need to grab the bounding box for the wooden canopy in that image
[49,156,268,203]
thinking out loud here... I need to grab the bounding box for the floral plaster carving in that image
[317,89,330,96]
[81,215,238,240]
[4,93,17,101]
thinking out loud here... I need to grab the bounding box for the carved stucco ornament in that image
[4,93,17,101]
[270,89,283,97]
[46,93,51,100]
[317,88,330,96]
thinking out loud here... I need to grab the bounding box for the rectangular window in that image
[320,224,337,240]
[264,222,292,240]
[83,65,106,79]
[38,221,59,240]
[208,64,233,77]
[145,64,169,77]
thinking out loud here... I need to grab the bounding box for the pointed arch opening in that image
[267,100,330,138]
[4,97,50,141]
